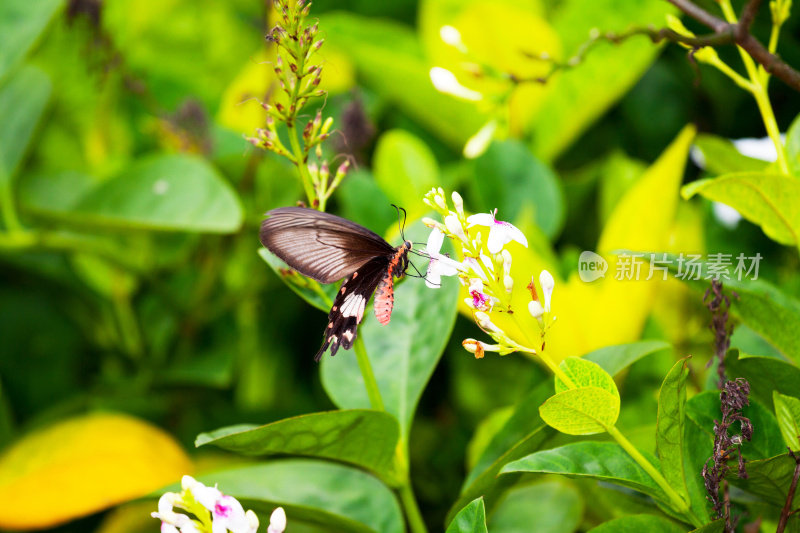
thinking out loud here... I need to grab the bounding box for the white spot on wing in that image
[340,293,366,321]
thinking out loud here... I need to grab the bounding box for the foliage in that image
[2,0,800,532]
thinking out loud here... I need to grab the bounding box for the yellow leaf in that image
[0,413,192,529]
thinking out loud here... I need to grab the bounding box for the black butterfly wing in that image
[260,206,395,283]
[315,256,390,361]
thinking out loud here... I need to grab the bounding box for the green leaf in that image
[320,220,460,441]
[540,386,619,435]
[258,248,337,314]
[447,381,555,524]
[320,13,483,149]
[0,0,62,81]
[445,497,487,533]
[472,140,565,239]
[587,514,686,533]
[786,111,800,176]
[488,481,583,533]
[686,391,785,461]
[682,172,800,247]
[26,154,243,233]
[196,410,401,484]
[373,130,439,221]
[731,453,800,508]
[554,357,619,396]
[502,442,667,502]
[583,340,671,377]
[682,415,713,523]
[726,351,800,409]
[692,134,768,175]
[0,65,51,180]
[774,391,800,451]
[688,521,725,533]
[531,0,676,160]
[656,357,690,503]
[198,460,404,533]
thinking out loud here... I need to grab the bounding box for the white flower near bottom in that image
[425,228,464,288]
[152,475,282,533]
[467,210,528,254]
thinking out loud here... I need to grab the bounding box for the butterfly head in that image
[404,240,412,250]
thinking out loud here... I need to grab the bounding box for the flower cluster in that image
[245,0,347,210]
[422,188,556,359]
[152,475,286,533]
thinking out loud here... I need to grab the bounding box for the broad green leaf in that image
[584,340,671,377]
[321,221,460,440]
[502,442,667,502]
[0,0,62,81]
[338,171,395,236]
[683,415,713,523]
[726,351,800,409]
[448,381,554,523]
[373,130,439,221]
[540,387,619,435]
[689,521,725,533]
[730,453,800,509]
[196,410,401,484]
[472,140,565,239]
[0,65,51,180]
[682,172,800,247]
[656,357,690,503]
[258,248,337,314]
[445,497,488,533]
[692,134,768,175]
[786,111,800,176]
[554,357,619,396]
[26,155,243,233]
[530,0,676,160]
[202,460,404,533]
[773,392,800,451]
[0,413,191,530]
[686,391,785,461]
[488,480,583,533]
[587,514,686,533]
[320,13,484,148]
[19,170,96,215]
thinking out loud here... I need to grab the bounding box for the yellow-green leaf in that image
[774,391,800,451]
[539,386,619,435]
[0,413,192,529]
[555,357,619,397]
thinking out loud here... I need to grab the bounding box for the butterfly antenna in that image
[391,204,408,241]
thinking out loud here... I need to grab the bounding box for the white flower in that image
[539,270,554,312]
[467,210,528,254]
[528,300,545,319]
[463,254,493,281]
[463,120,497,159]
[732,134,785,162]
[444,214,468,242]
[439,25,468,53]
[429,67,483,101]
[466,278,493,311]
[210,495,254,533]
[268,507,287,533]
[425,228,464,288]
[712,202,742,229]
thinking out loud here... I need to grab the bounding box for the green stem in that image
[353,335,385,411]
[606,425,701,526]
[397,479,428,533]
[752,84,790,174]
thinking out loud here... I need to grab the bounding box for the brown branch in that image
[666,0,800,91]
[776,449,800,533]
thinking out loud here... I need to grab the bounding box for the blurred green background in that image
[2,0,800,531]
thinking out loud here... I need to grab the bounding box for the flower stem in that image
[286,122,316,207]
[397,479,428,533]
[606,425,701,526]
[353,335,385,411]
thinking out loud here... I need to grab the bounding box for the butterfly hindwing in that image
[260,207,395,283]
[315,257,389,361]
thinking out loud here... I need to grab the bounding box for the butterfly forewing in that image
[260,207,394,283]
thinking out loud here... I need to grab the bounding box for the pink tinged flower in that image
[425,228,464,289]
[466,279,492,311]
[211,495,252,533]
[467,211,528,254]
[429,67,483,101]
[268,507,287,533]
[539,270,554,312]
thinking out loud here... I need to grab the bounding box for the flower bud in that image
[528,300,544,319]
[462,338,486,359]
[474,311,501,334]
[444,214,467,242]
[451,191,464,216]
[539,270,555,312]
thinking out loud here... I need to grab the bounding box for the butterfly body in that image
[259,207,411,360]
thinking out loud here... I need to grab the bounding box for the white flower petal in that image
[712,202,742,229]
[268,508,287,533]
[439,25,466,52]
[463,120,497,159]
[539,270,555,312]
[426,228,445,255]
[466,212,495,227]
[528,300,544,319]
[732,134,785,162]
[444,214,467,242]
[429,67,482,101]
[425,264,442,288]
[486,226,505,254]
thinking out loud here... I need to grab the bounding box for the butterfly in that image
[260,206,412,361]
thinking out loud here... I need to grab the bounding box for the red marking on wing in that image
[374,274,395,325]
